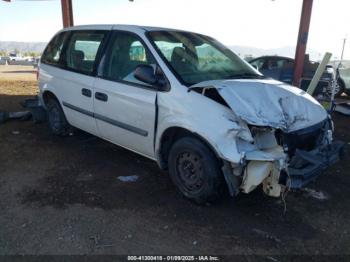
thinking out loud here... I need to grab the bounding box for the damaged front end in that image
[192,79,345,197]
[236,118,344,197]
[277,119,344,189]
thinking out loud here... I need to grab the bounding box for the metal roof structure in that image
[1,0,314,87]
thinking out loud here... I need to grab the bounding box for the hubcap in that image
[176,151,204,193]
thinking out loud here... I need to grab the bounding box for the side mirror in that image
[134,64,170,91]
[134,64,158,85]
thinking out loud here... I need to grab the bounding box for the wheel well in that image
[157,127,221,170]
[42,91,59,106]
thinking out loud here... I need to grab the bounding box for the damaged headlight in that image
[274,119,330,156]
[250,126,278,150]
[225,116,254,143]
[236,126,280,153]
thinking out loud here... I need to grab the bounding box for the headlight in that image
[250,126,278,150]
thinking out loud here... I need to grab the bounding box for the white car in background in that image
[331,61,350,96]
[38,25,343,204]
[9,53,26,61]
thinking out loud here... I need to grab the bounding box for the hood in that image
[192,79,328,132]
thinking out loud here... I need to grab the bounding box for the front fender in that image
[155,108,248,165]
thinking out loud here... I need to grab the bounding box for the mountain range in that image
[0,41,47,54]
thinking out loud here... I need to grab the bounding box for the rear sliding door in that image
[58,30,108,136]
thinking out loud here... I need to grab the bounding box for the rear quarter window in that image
[41,32,70,66]
[65,31,107,75]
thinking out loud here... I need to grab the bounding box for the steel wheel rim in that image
[176,151,204,193]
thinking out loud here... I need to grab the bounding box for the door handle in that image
[95,92,108,102]
[81,88,92,97]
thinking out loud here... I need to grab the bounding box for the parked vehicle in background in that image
[249,55,344,97]
[9,53,26,62]
[32,57,41,68]
[338,67,350,95]
[329,60,350,96]
[38,25,343,204]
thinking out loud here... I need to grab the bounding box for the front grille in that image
[275,121,326,156]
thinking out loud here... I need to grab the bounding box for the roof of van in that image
[61,24,189,33]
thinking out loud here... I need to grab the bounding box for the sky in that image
[0,0,349,59]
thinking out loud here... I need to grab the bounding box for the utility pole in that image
[61,0,74,28]
[292,0,314,87]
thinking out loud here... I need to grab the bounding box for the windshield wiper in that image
[228,73,265,79]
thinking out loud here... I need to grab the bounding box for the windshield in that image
[148,30,262,86]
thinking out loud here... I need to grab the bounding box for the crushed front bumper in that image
[283,140,345,188]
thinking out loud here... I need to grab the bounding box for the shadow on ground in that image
[18,127,325,249]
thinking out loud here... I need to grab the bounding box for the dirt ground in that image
[0,66,350,259]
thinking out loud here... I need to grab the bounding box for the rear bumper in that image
[284,140,345,188]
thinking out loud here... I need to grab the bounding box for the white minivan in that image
[38,24,343,204]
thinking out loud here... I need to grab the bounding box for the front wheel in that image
[168,136,224,204]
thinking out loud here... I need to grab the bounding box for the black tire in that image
[335,79,345,97]
[46,98,70,136]
[168,136,224,204]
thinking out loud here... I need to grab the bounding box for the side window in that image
[266,58,278,70]
[41,32,69,66]
[102,32,157,87]
[250,59,264,71]
[275,59,287,69]
[129,41,147,62]
[65,31,106,74]
[265,58,287,70]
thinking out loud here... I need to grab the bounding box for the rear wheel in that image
[46,98,70,136]
[168,136,224,204]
